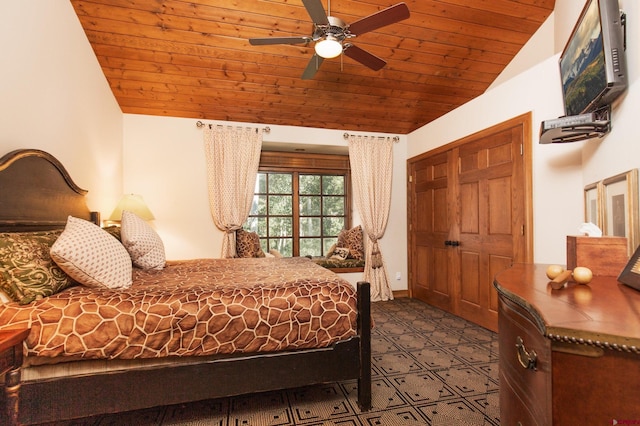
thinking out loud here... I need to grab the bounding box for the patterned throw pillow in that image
[330,247,350,260]
[337,225,365,260]
[0,229,75,304]
[50,216,132,289]
[236,229,265,258]
[121,211,166,270]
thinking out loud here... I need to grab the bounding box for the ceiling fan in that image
[249,0,410,80]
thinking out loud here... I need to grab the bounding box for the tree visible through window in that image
[243,152,351,257]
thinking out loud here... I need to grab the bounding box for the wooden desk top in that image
[494,264,640,351]
[0,329,30,354]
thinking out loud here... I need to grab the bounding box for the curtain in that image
[348,135,394,301]
[204,125,262,258]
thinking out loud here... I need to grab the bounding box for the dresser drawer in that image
[498,295,551,425]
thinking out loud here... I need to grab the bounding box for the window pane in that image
[300,217,321,237]
[270,238,292,257]
[268,173,292,194]
[323,176,344,195]
[250,194,267,215]
[255,173,267,193]
[300,238,321,257]
[299,175,321,195]
[245,217,267,236]
[269,217,292,237]
[299,196,320,216]
[247,166,349,258]
[323,217,345,236]
[268,195,292,215]
[323,196,344,216]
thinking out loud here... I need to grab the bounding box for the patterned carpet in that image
[40,298,500,426]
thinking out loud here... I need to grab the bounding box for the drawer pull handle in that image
[515,336,537,370]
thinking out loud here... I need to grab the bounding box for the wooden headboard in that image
[0,149,99,232]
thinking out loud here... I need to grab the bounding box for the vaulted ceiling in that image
[71,0,555,135]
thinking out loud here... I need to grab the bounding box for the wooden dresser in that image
[494,264,640,425]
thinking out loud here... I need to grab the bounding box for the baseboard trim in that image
[392,290,409,298]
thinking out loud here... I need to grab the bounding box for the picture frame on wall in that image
[602,169,639,255]
[583,181,602,229]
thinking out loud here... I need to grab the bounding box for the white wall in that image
[123,115,408,290]
[0,2,123,214]
[408,0,639,265]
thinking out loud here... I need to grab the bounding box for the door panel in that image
[409,151,453,312]
[458,128,520,330]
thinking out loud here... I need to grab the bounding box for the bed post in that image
[356,281,372,411]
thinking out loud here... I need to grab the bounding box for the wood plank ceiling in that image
[71,0,555,135]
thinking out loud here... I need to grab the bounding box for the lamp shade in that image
[314,36,342,58]
[108,194,155,221]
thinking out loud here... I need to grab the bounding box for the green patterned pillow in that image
[0,229,75,304]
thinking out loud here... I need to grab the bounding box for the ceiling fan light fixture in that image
[314,35,342,58]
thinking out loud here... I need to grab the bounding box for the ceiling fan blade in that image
[249,36,311,46]
[301,54,325,80]
[343,44,386,71]
[302,0,329,25]
[348,2,410,36]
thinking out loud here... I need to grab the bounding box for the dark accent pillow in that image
[103,225,122,242]
[337,225,364,260]
[0,230,75,304]
[236,229,265,258]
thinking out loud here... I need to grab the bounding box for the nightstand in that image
[1,328,30,426]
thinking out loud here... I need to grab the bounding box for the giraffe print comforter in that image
[0,257,358,361]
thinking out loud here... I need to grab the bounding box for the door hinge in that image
[520,143,524,156]
[409,175,413,183]
[521,225,525,235]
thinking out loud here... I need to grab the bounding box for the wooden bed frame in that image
[0,149,371,425]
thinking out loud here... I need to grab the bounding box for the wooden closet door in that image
[409,150,456,313]
[408,114,532,332]
[456,124,528,330]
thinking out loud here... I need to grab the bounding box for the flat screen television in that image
[559,0,627,117]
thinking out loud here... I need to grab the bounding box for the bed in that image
[0,149,371,425]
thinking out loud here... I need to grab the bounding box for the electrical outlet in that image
[395,272,401,280]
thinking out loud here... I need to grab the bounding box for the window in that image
[244,151,351,257]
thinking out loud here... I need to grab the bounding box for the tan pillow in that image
[325,243,337,258]
[337,225,365,260]
[121,211,166,270]
[236,229,265,258]
[269,249,283,258]
[50,216,132,289]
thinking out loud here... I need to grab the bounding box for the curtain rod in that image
[196,121,270,134]
[343,133,399,143]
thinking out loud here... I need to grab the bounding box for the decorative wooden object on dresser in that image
[494,264,640,425]
[0,328,30,426]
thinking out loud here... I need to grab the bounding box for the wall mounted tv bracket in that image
[539,105,611,144]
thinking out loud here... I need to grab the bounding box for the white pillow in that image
[50,216,132,289]
[121,210,166,270]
